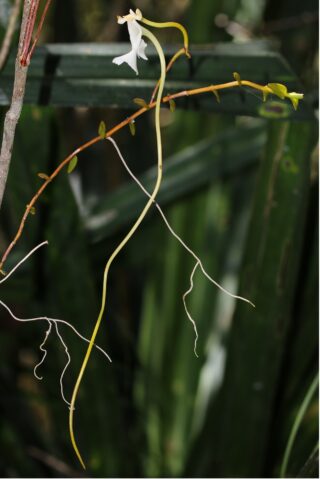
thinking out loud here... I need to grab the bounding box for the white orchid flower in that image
[112,9,148,75]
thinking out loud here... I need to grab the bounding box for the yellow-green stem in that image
[150,47,186,104]
[68,26,166,469]
[141,17,190,55]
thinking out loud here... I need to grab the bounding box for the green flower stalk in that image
[69,16,167,469]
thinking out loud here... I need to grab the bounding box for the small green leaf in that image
[67,156,78,174]
[133,98,149,109]
[169,98,176,113]
[233,72,242,85]
[262,90,269,102]
[29,206,36,215]
[98,121,106,139]
[267,83,288,99]
[212,90,220,103]
[129,121,136,136]
[38,172,49,180]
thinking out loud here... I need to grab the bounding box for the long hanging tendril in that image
[68,26,167,469]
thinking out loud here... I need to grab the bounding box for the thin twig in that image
[0,78,275,270]
[25,0,52,66]
[19,0,39,65]
[0,136,100,270]
[0,0,22,71]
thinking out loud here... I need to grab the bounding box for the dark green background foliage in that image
[0,0,318,477]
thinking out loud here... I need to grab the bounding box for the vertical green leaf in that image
[233,72,242,85]
[129,121,136,136]
[212,90,220,103]
[98,120,106,139]
[169,99,176,113]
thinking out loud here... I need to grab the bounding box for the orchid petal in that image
[113,50,138,74]
[138,39,148,60]
[127,20,142,51]
[112,17,148,75]
[117,16,126,24]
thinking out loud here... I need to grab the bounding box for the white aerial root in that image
[0,299,112,362]
[54,322,72,407]
[183,261,200,357]
[34,320,52,380]
[0,241,112,406]
[33,320,72,407]
[0,241,49,285]
[107,137,254,356]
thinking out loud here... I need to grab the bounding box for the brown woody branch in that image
[0,0,32,209]
[0,0,53,210]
